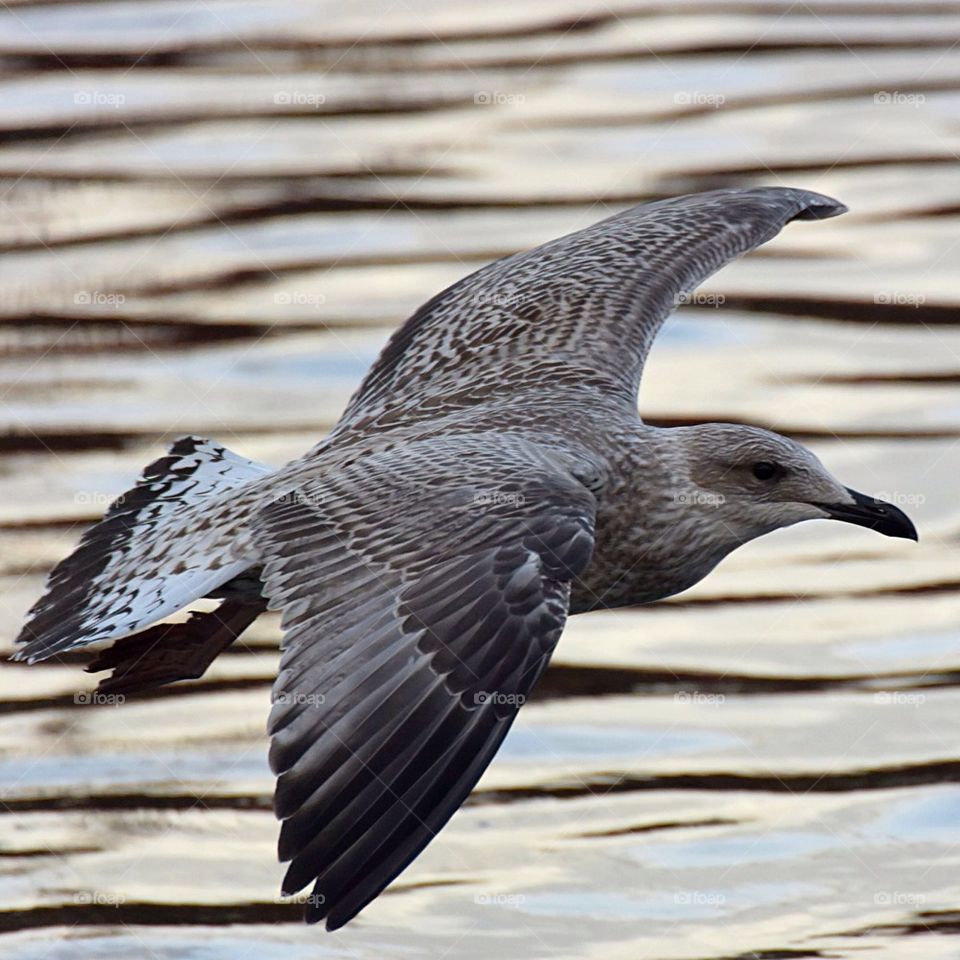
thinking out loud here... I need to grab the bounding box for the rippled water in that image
[1,1,959,958]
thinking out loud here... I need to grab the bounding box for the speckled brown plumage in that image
[17,187,869,930]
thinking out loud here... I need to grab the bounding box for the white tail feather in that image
[14,436,273,662]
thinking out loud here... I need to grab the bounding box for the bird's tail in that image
[14,436,272,664]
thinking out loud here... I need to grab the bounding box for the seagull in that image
[14,186,918,930]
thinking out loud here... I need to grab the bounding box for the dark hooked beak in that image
[813,487,918,541]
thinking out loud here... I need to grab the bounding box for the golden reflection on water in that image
[1,1,960,957]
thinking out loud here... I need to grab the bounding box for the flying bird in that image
[14,187,918,929]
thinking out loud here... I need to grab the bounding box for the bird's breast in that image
[569,522,727,614]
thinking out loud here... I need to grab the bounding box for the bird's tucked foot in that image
[85,598,266,696]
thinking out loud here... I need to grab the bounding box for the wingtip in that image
[788,189,848,221]
[736,185,847,222]
[323,904,356,931]
[303,892,332,927]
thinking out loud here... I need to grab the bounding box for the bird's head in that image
[672,422,918,548]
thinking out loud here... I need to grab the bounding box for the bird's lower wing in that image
[252,445,596,929]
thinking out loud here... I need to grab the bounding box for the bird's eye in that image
[752,461,780,481]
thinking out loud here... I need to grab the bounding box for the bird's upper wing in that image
[252,439,597,930]
[331,187,845,437]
